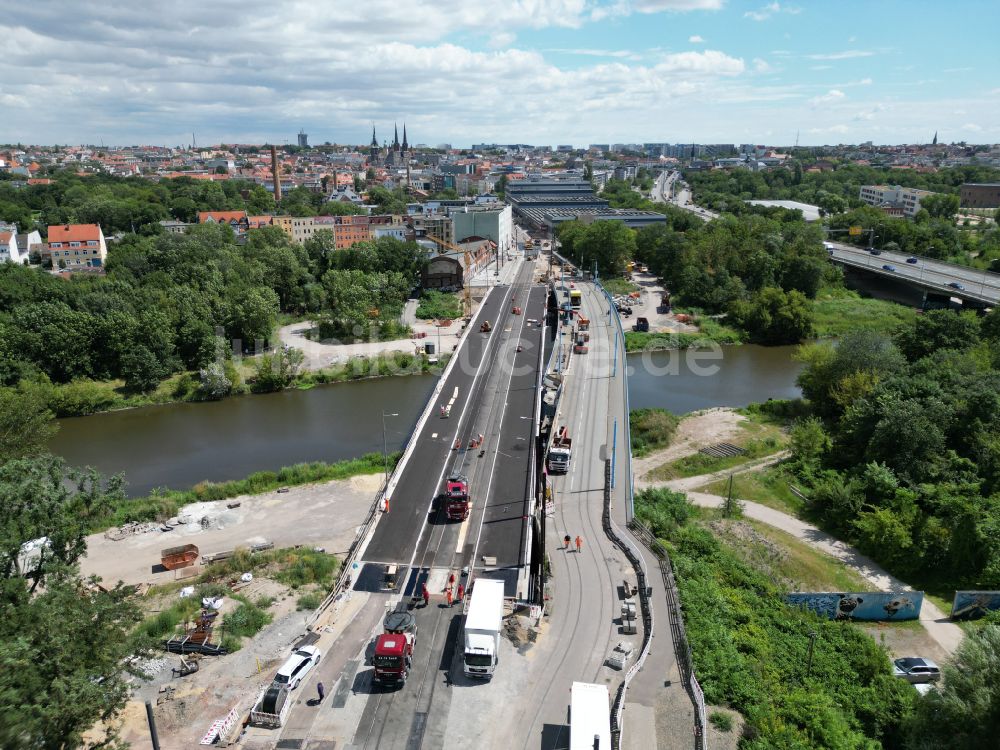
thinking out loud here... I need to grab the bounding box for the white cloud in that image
[546,48,634,57]
[808,50,875,60]
[810,65,832,71]
[752,58,772,73]
[744,2,800,21]
[809,89,846,106]
[689,35,705,43]
[488,32,516,49]
[962,123,983,132]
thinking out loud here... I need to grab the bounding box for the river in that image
[48,344,804,497]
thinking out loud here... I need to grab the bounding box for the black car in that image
[906,257,918,264]
[868,247,881,255]
[948,282,965,290]
[882,264,896,272]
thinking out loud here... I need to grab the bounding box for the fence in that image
[629,520,708,750]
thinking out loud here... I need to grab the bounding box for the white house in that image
[0,229,22,264]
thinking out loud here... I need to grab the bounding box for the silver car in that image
[893,657,940,684]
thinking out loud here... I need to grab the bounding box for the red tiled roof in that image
[198,211,248,223]
[48,224,102,243]
[0,231,12,243]
[28,178,53,185]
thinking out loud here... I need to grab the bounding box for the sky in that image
[2,0,998,148]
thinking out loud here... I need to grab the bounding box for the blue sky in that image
[1,0,997,147]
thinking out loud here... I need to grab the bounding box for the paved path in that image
[642,467,964,655]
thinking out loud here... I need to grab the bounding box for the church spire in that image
[402,123,408,152]
[370,124,377,148]
[393,123,400,150]
[932,131,938,145]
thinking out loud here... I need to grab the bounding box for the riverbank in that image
[101,451,399,532]
[30,350,444,418]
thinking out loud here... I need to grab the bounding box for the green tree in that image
[919,193,960,219]
[905,622,1000,750]
[251,347,305,393]
[789,416,831,472]
[728,286,814,344]
[895,309,981,361]
[0,386,58,464]
[224,286,279,350]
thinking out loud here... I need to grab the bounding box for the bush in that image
[709,711,733,732]
[630,408,679,457]
[635,487,692,538]
[296,592,323,610]
[224,600,272,638]
[415,290,462,320]
[275,549,339,589]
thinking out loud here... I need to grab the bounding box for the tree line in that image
[558,209,830,344]
[0,224,429,405]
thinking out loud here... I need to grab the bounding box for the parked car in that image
[893,657,940,684]
[882,264,896,272]
[273,645,321,690]
[906,257,919,264]
[949,282,965,290]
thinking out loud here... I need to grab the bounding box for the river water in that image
[49,344,803,497]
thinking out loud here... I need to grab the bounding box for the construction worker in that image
[563,534,571,550]
[575,535,583,553]
[421,583,430,608]
[446,587,454,607]
[457,583,465,603]
[316,681,325,703]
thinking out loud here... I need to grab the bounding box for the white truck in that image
[547,426,572,474]
[570,682,611,750]
[463,578,505,679]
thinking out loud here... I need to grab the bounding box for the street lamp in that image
[381,411,399,488]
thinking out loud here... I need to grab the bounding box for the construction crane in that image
[424,234,474,317]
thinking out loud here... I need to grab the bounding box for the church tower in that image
[369,125,379,165]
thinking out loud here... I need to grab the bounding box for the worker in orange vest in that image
[575,535,583,553]
[457,583,465,603]
[446,587,454,607]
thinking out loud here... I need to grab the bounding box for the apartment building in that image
[198,210,250,238]
[960,183,1000,209]
[44,223,107,270]
[858,185,937,218]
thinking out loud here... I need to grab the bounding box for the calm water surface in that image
[50,344,804,496]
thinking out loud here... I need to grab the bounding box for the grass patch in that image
[104,453,397,531]
[602,277,639,295]
[415,290,462,320]
[646,413,789,482]
[699,467,805,517]
[708,711,733,733]
[297,591,324,611]
[710,515,877,592]
[811,285,918,338]
[624,314,744,353]
[647,437,784,481]
[630,408,679,458]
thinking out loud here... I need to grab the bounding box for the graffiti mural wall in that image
[951,591,1000,620]
[785,591,923,621]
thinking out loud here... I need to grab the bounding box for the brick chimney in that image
[270,145,282,202]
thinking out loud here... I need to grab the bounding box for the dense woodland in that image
[0,224,429,407]
[790,308,1000,589]
[559,206,829,344]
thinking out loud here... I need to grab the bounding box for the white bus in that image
[570,681,611,750]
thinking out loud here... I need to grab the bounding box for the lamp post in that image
[381,411,398,488]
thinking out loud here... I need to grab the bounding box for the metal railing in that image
[629,521,708,749]
[603,461,653,750]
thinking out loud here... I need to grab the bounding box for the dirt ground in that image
[860,621,951,664]
[628,270,699,334]
[632,407,747,481]
[82,473,382,587]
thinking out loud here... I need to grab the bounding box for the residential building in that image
[15,228,43,261]
[44,223,107,270]
[0,229,22,264]
[313,215,371,249]
[960,183,1000,209]
[410,214,454,247]
[290,216,317,244]
[159,219,192,234]
[858,185,937,218]
[198,210,250,238]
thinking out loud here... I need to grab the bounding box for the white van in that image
[273,645,321,690]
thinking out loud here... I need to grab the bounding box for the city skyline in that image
[2,0,997,147]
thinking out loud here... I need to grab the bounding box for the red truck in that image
[445,473,471,521]
[372,605,417,686]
